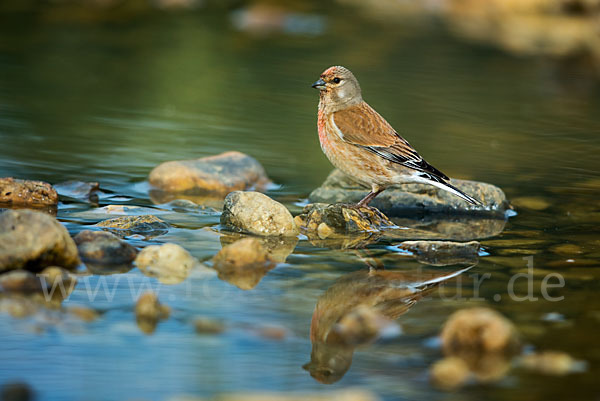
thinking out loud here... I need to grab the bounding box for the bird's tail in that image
[417,174,482,206]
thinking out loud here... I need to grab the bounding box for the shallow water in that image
[1,4,600,401]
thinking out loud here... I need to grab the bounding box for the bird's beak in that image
[312,78,326,90]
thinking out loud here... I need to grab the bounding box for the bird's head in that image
[312,66,362,110]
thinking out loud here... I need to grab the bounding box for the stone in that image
[0,177,58,206]
[74,230,137,265]
[309,169,509,216]
[54,181,100,202]
[511,196,551,211]
[212,238,276,290]
[0,210,80,272]
[135,243,197,284]
[96,215,169,238]
[397,240,480,266]
[295,203,393,239]
[441,307,520,358]
[0,382,34,401]
[149,151,270,195]
[194,318,225,334]
[518,351,587,375]
[220,191,297,237]
[135,292,170,334]
[257,325,288,340]
[430,357,471,390]
[212,389,381,401]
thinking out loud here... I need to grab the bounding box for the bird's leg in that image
[356,184,384,208]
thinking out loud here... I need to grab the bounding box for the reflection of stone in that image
[430,357,471,390]
[219,233,298,264]
[389,215,507,241]
[397,240,480,266]
[221,191,298,237]
[135,292,170,335]
[309,169,510,216]
[212,238,276,290]
[96,215,169,238]
[304,267,471,384]
[149,151,271,195]
[0,177,58,207]
[517,351,587,376]
[0,210,80,272]
[148,190,224,209]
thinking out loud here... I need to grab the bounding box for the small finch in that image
[312,66,481,207]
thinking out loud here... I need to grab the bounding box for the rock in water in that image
[149,151,271,195]
[309,169,509,216]
[74,230,137,265]
[96,215,169,238]
[0,177,58,206]
[135,243,198,284]
[397,240,480,266]
[430,357,471,390]
[212,238,276,290]
[295,203,393,238]
[0,210,80,272]
[441,307,520,357]
[220,191,298,237]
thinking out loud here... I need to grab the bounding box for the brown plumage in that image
[312,66,481,207]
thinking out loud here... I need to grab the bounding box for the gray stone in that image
[96,215,169,238]
[149,151,270,195]
[309,169,510,216]
[0,210,80,272]
[220,191,298,237]
[74,230,137,265]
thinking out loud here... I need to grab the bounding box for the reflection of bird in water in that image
[303,266,472,384]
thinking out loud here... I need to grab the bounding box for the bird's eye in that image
[333,77,341,84]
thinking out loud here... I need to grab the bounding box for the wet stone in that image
[96,215,169,238]
[149,151,271,195]
[220,191,298,237]
[309,169,509,217]
[441,307,520,357]
[135,243,198,284]
[518,351,587,375]
[0,209,80,272]
[54,180,100,202]
[0,270,43,292]
[212,238,276,290]
[74,230,137,266]
[0,177,58,207]
[296,203,393,239]
[397,240,480,266]
[194,318,225,334]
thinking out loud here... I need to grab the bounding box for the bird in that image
[312,66,481,208]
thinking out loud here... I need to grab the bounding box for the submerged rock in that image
[96,215,169,238]
[149,151,270,195]
[194,317,225,334]
[0,382,34,401]
[397,240,480,266]
[295,203,393,239]
[309,169,509,216]
[333,305,400,346]
[0,177,58,207]
[212,238,276,290]
[135,292,170,334]
[135,243,197,284]
[0,210,80,272]
[220,191,298,237]
[518,351,587,376]
[441,307,520,357]
[74,230,137,266]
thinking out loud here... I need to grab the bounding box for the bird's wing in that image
[333,102,449,181]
